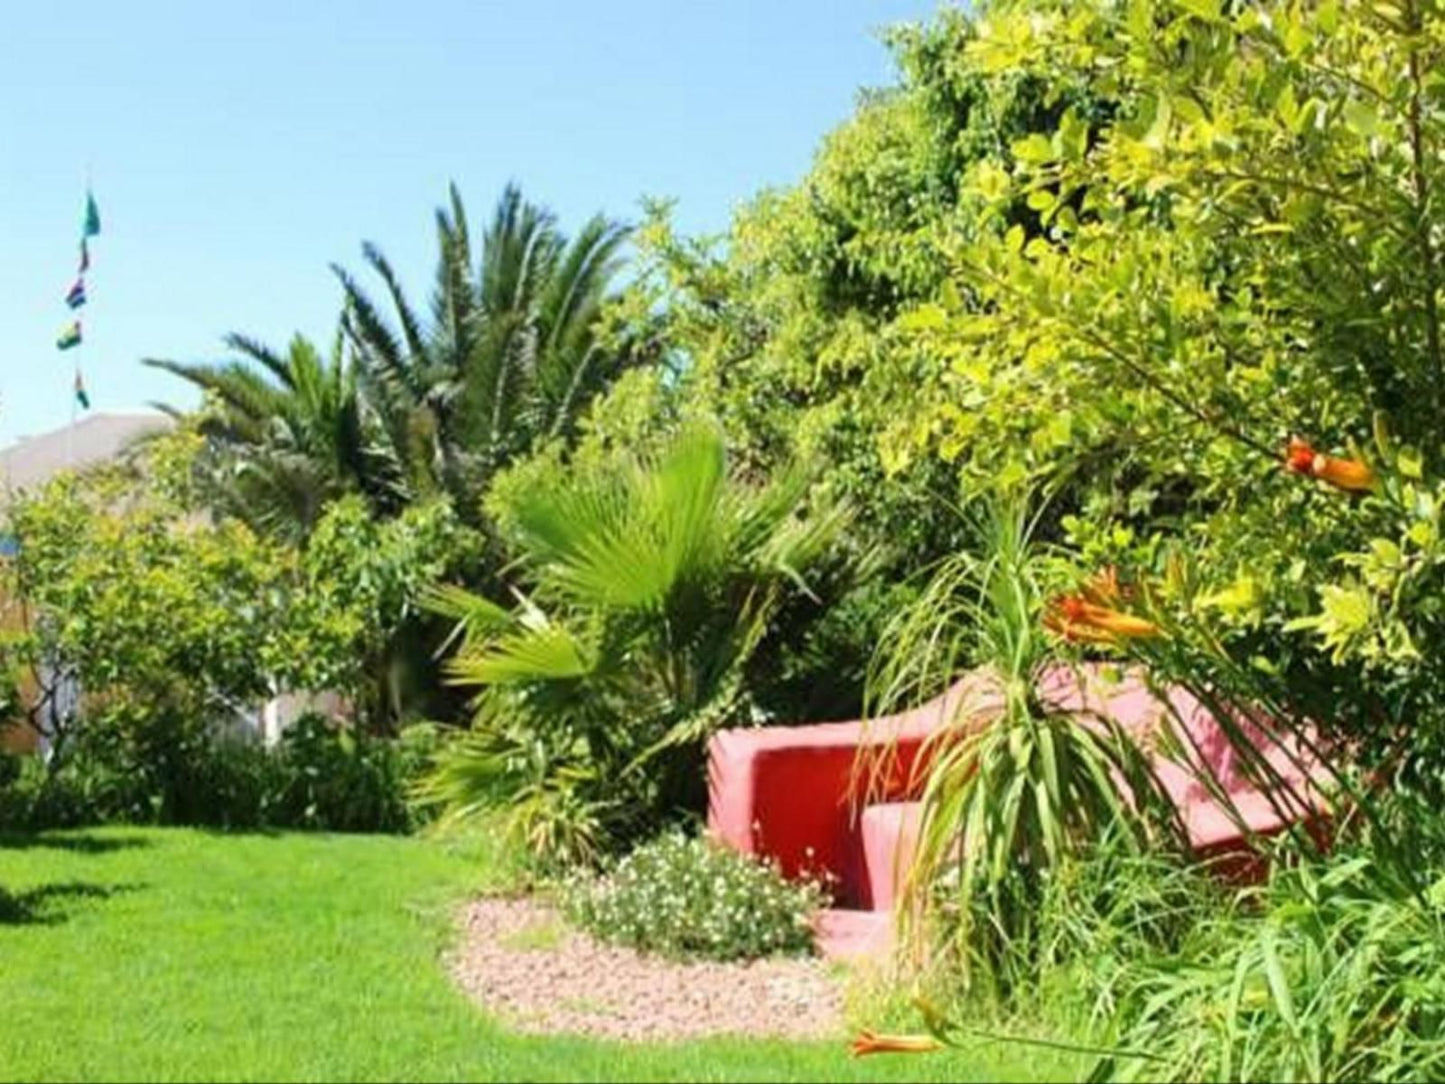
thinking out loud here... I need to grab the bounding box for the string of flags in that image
[55,190,101,410]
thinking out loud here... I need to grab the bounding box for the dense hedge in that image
[0,716,440,834]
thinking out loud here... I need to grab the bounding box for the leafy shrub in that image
[269,716,441,833]
[560,831,828,961]
[0,755,88,830]
[38,700,276,828]
[0,718,440,834]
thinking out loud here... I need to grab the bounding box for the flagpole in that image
[67,320,78,467]
[61,181,98,460]
[71,166,87,466]
[70,355,79,458]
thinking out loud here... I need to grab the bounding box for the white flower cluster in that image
[561,831,828,961]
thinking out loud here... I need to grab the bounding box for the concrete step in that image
[859,800,923,911]
[812,907,894,961]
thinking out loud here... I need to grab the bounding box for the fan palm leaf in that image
[422,425,849,865]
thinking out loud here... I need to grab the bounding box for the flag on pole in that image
[83,191,101,237]
[65,278,86,309]
[79,238,90,273]
[56,320,82,350]
[74,371,91,410]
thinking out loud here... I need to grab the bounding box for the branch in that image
[1404,1,1444,418]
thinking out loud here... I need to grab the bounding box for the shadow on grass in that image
[0,881,143,926]
[196,826,284,840]
[0,832,153,855]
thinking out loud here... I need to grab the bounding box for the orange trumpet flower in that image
[1285,438,1376,493]
[1080,565,1129,606]
[1045,593,1160,643]
[849,1030,946,1057]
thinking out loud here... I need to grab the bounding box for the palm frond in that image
[221,332,298,389]
[446,622,594,685]
[361,241,428,363]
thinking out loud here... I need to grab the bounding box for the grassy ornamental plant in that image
[866,498,1177,996]
[1092,851,1445,1083]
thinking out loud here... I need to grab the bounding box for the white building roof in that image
[0,412,174,493]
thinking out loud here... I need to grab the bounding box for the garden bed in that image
[448,897,845,1043]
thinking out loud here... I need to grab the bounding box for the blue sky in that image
[0,1,945,445]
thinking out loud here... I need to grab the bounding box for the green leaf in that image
[1011,133,1056,164]
[1026,188,1058,213]
[1260,927,1299,1030]
[1175,0,1224,22]
[1343,99,1383,138]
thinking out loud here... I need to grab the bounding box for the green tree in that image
[868,0,1445,785]
[148,184,636,541]
[609,10,1114,716]
[0,433,477,790]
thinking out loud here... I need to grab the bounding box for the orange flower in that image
[850,1030,945,1057]
[1081,565,1124,606]
[1045,594,1160,642]
[1285,437,1376,493]
[1286,437,1318,476]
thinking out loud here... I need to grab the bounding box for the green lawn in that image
[0,827,1075,1082]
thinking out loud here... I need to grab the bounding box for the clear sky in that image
[0,0,946,445]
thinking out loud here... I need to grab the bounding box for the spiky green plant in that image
[416,424,849,867]
[867,497,1178,995]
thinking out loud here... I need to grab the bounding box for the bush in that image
[0,717,441,834]
[560,831,828,962]
[0,755,90,830]
[268,716,441,833]
[422,425,847,868]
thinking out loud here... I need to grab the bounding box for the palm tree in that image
[144,185,636,725]
[416,424,850,866]
[148,184,633,537]
[145,333,401,540]
[334,182,633,515]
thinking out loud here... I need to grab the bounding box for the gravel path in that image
[448,897,846,1042]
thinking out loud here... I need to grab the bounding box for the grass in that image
[0,827,1077,1082]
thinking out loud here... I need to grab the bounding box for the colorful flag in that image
[74,371,91,410]
[79,238,90,273]
[65,278,86,309]
[83,191,101,238]
[56,320,82,350]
